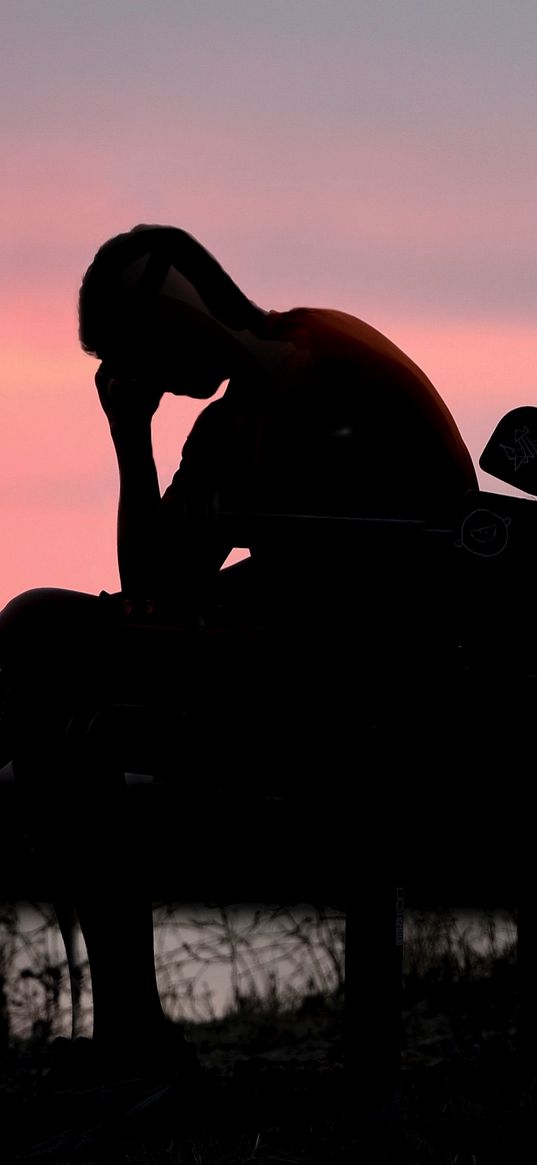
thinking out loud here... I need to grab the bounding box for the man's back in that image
[160,306,477,603]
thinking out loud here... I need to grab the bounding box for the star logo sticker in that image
[500,426,537,472]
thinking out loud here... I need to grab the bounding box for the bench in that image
[2,486,537,1114]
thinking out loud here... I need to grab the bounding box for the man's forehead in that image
[118,253,214,321]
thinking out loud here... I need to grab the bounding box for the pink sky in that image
[1,1,536,608]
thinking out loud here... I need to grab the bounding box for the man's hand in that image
[95,364,164,432]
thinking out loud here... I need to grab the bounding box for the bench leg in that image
[517,894,537,1080]
[345,885,404,1119]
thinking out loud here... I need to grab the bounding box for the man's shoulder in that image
[269,307,434,390]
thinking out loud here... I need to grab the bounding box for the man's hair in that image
[79,224,264,357]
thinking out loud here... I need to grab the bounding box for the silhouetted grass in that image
[1,903,535,1163]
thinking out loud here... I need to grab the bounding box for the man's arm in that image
[96,367,163,598]
[112,423,161,598]
[158,407,234,605]
[96,368,233,609]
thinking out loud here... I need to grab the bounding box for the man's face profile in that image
[100,294,227,400]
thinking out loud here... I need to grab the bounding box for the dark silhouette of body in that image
[0,225,477,1085]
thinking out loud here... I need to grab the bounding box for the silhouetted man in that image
[0,225,477,1088]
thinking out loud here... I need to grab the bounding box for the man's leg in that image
[0,588,195,1081]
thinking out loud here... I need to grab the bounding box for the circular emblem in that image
[455,509,511,557]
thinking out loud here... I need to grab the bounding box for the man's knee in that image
[0,588,104,663]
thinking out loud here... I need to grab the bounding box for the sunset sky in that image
[1,1,536,608]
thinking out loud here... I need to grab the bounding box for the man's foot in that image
[96,1020,203,1086]
[42,1036,97,1092]
[43,1023,201,1092]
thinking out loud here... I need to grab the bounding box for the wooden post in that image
[345,884,404,1119]
[517,895,537,1080]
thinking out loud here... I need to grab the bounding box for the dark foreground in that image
[1,962,537,1165]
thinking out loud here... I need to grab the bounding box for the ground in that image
[1,964,537,1164]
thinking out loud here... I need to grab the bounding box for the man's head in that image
[79,225,266,397]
